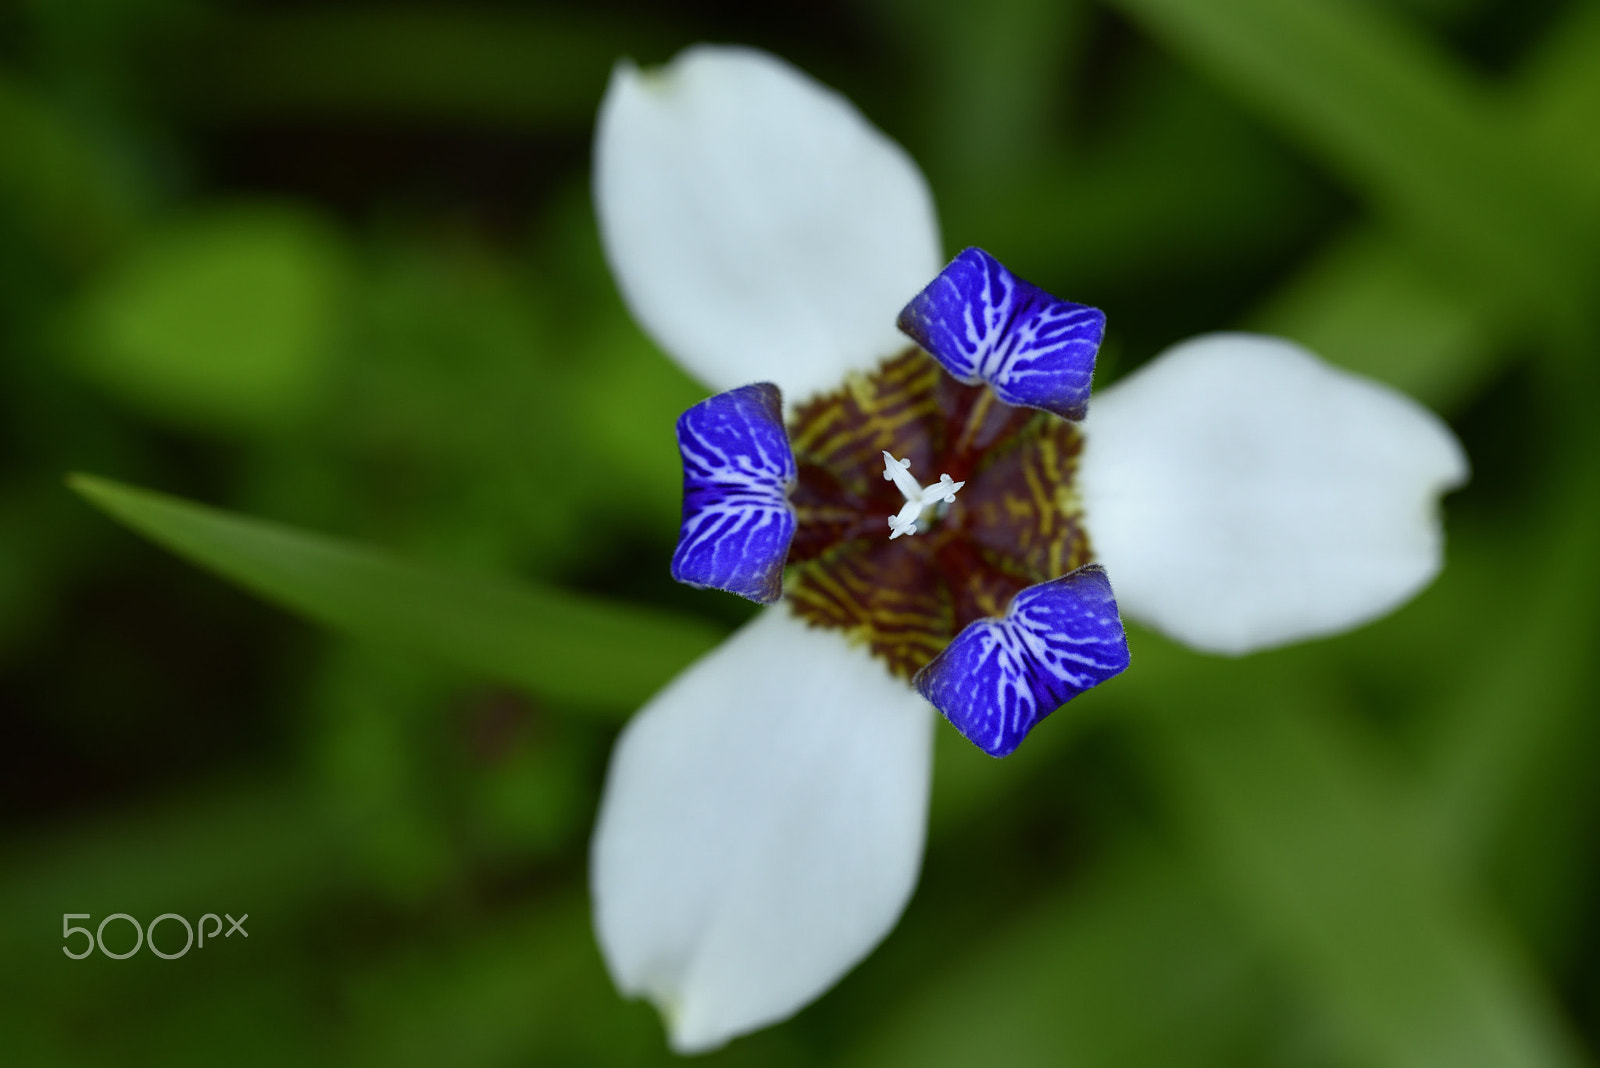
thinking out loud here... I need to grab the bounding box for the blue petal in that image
[914,565,1129,757]
[672,382,798,604]
[897,247,1105,420]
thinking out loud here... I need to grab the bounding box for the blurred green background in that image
[4,0,1599,1064]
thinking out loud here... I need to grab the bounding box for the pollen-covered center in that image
[785,349,1092,680]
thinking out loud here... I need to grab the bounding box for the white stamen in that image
[881,453,921,501]
[880,451,965,539]
[887,500,922,539]
[929,473,962,504]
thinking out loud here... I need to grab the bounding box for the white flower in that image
[589,45,1468,1054]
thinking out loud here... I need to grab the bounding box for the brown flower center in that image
[785,349,1092,680]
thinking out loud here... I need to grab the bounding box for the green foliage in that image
[68,474,724,711]
[199,6,669,126]
[68,205,350,433]
[848,846,1287,1068]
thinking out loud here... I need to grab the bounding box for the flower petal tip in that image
[591,608,933,1056]
[594,44,942,401]
[898,247,1104,421]
[914,565,1130,757]
[1078,332,1470,655]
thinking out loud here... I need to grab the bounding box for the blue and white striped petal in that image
[914,565,1129,757]
[672,382,798,604]
[897,247,1105,421]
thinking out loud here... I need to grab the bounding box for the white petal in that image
[594,45,943,403]
[591,605,934,1053]
[1078,333,1469,655]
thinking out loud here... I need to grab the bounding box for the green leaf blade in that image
[1140,670,1588,1068]
[1108,0,1595,335]
[70,474,723,714]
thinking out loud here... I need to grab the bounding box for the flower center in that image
[881,451,965,539]
[784,349,1092,680]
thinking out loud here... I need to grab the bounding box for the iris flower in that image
[588,45,1467,1053]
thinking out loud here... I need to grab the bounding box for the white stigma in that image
[882,451,965,539]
